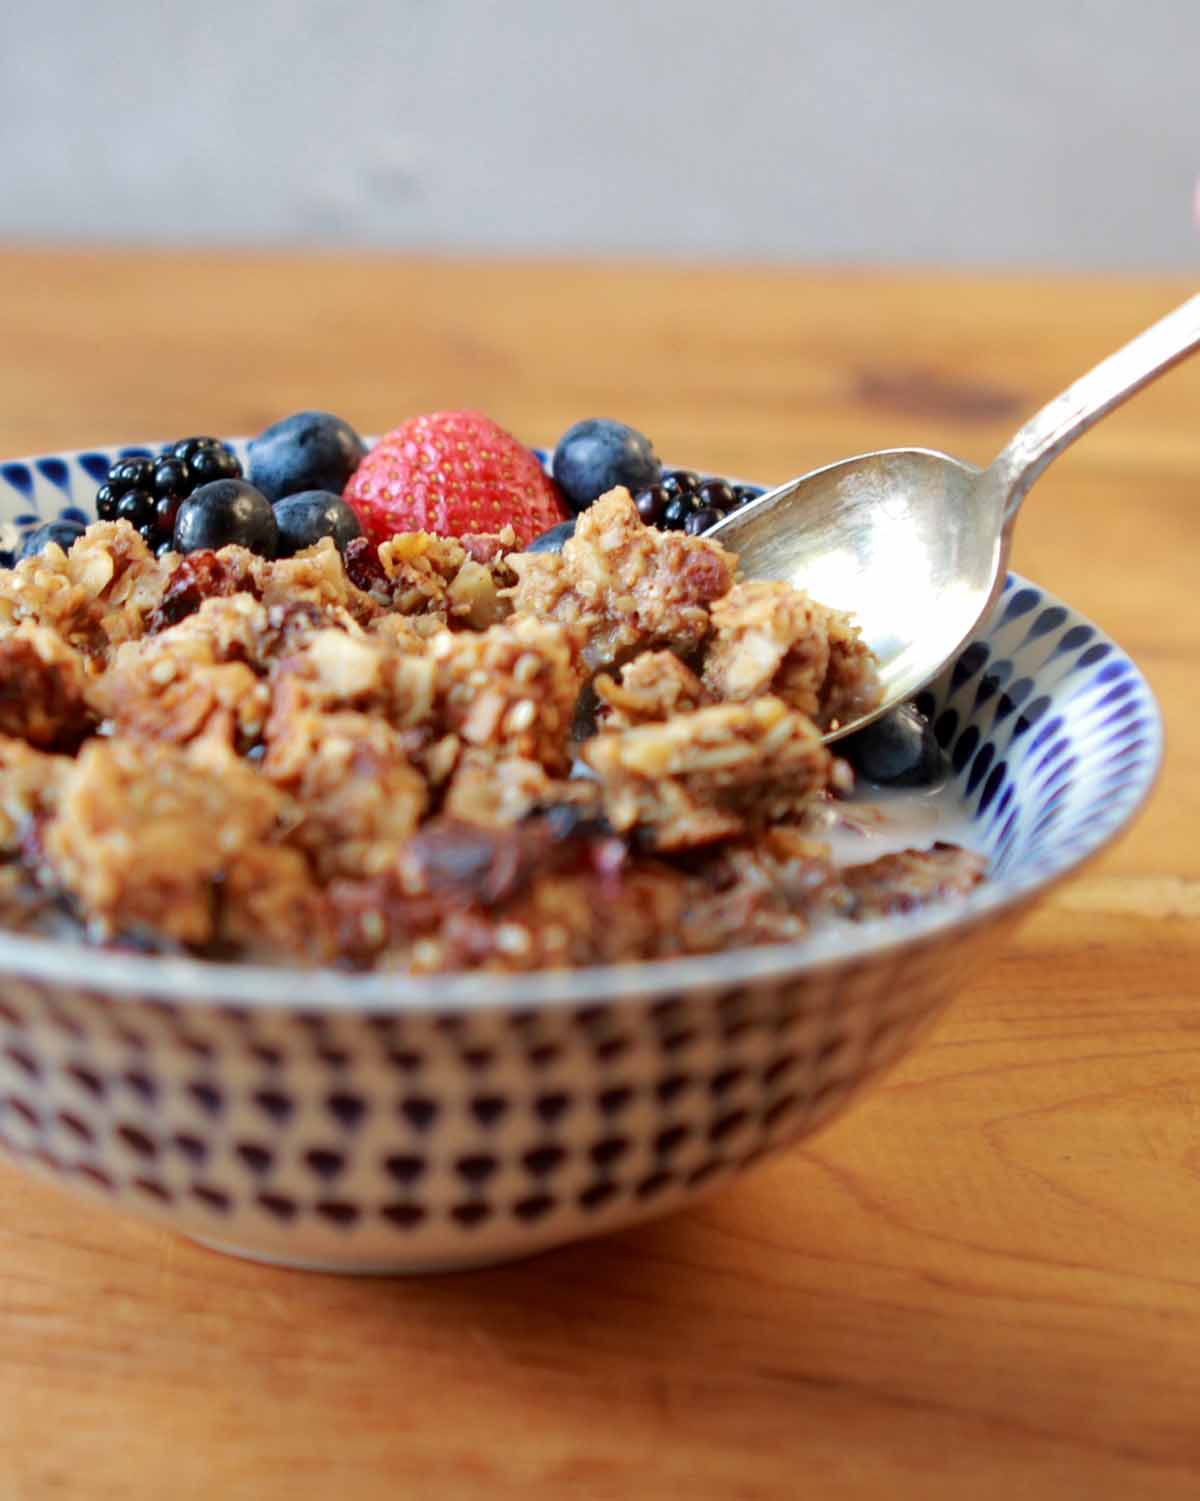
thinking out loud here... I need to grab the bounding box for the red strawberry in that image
[344,411,568,549]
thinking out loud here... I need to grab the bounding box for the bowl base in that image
[187,1231,535,1277]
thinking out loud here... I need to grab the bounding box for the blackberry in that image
[95,437,243,554]
[635,470,767,536]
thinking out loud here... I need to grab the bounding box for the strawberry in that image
[344,411,569,549]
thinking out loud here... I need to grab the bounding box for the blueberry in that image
[552,419,661,515]
[174,480,278,557]
[19,520,86,560]
[273,490,363,557]
[248,411,367,504]
[684,505,723,535]
[526,519,577,554]
[839,704,947,789]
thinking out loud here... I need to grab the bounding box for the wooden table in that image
[1,253,1198,1499]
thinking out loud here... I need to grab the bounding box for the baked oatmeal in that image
[0,486,985,971]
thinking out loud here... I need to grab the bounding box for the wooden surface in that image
[1,252,1199,1500]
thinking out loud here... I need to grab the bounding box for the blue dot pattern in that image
[923,575,1160,879]
[0,442,1164,893]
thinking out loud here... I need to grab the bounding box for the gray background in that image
[1,0,1196,268]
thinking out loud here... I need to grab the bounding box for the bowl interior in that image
[0,440,1164,1008]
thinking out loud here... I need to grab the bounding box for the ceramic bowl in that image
[0,442,1163,1273]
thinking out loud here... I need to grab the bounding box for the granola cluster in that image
[0,489,984,971]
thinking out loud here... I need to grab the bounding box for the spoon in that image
[707,293,1200,742]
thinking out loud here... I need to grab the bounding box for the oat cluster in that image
[0,489,983,970]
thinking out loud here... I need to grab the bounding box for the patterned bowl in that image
[0,443,1164,1273]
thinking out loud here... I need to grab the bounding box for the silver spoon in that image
[707,293,1200,742]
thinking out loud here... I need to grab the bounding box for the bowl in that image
[0,441,1163,1273]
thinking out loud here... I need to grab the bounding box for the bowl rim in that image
[0,444,1165,1014]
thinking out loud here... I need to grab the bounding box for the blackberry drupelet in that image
[634,484,668,525]
[660,493,699,531]
[684,506,724,535]
[95,437,243,555]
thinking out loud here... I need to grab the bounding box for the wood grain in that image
[1,252,1198,1500]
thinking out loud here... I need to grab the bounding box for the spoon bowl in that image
[710,293,1200,741]
[707,447,991,739]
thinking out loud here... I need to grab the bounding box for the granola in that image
[0,491,985,970]
[506,489,735,667]
[702,579,878,730]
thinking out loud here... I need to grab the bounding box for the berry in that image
[345,410,569,549]
[638,470,765,534]
[273,490,363,557]
[526,519,577,554]
[661,494,698,532]
[173,480,278,557]
[95,437,243,553]
[661,469,700,497]
[116,490,155,529]
[695,478,737,512]
[840,704,946,788]
[170,436,222,462]
[248,411,367,504]
[155,494,183,533]
[634,485,668,525]
[188,444,242,485]
[552,419,661,515]
[19,520,85,560]
[152,457,189,498]
[110,456,155,493]
[684,505,723,535]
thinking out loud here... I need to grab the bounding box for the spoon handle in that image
[986,292,1200,526]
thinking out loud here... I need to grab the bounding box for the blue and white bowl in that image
[0,443,1163,1273]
